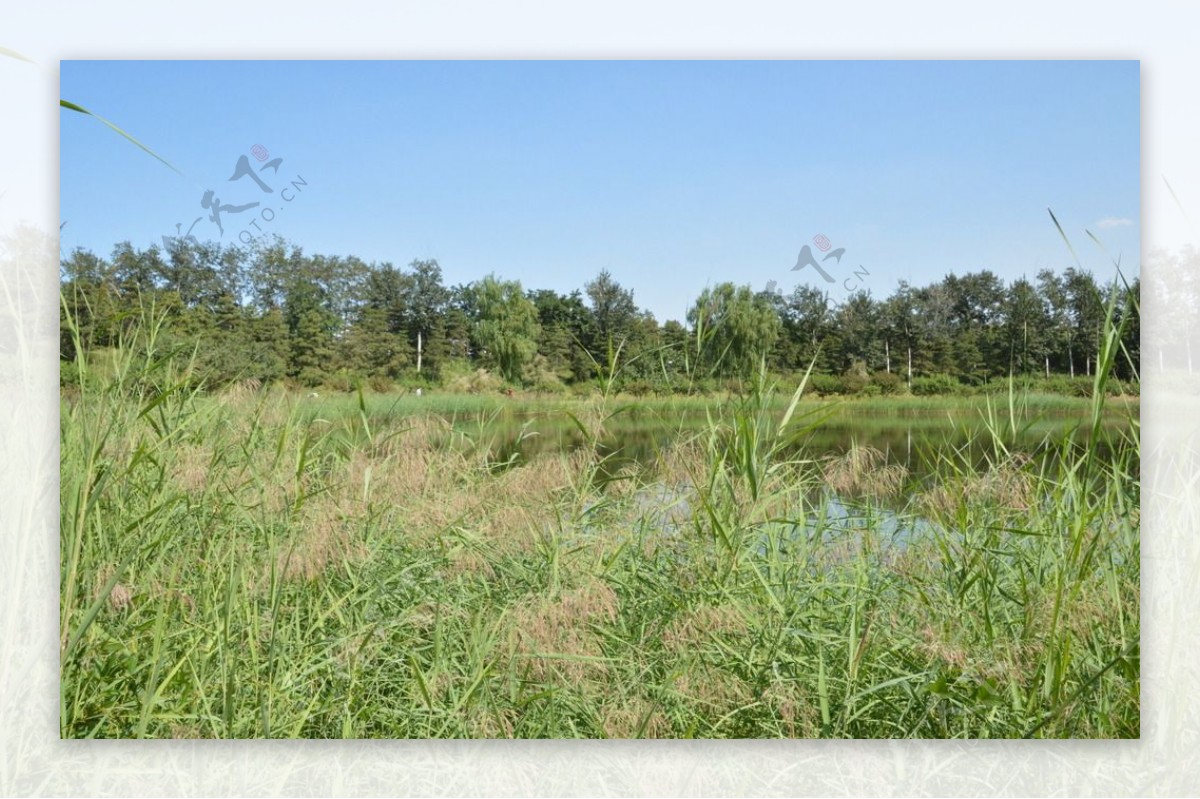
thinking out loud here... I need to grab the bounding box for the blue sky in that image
[60,60,1140,323]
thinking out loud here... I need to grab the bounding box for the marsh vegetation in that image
[60,303,1139,738]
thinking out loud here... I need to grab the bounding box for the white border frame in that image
[3,2,1197,794]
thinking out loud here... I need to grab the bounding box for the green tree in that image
[340,305,410,378]
[469,275,541,383]
[913,283,955,376]
[284,279,337,385]
[1064,267,1106,377]
[881,281,921,383]
[529,288,591,381]
[248,306,289,382]
[1001,277,1050,375]
[585,269,637,356]
[832,290,881,372]
[1116,276,1140,381]
[687,282,781,379]
[655,319,692,386]
[778,284,834,374]
[60,247,120,358]
[621,310,664,381]
[1038,268,1074,375]
[401,259,450,373]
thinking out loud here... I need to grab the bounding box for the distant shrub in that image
[808,374,842,396]
[840,361,870,395]
[296,367,328,388]
[870,371,904,395]
[1035,375,1094,397]
[524,354,570,394]
[447,368,502,394]
[367,375,394,393]
[324,371,357,393]
[911,374,961,396]
[720,378,744,395]
[1070,376,1097,397]
[1044,374,1139,398]
[569,380,598,398]
[622,379,655,397]
[1106,378,1139,396]
[532,374,569,394]
[60,360,81,388]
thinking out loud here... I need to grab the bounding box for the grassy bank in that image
[217,386,1136,426]
[60,319,1139,738]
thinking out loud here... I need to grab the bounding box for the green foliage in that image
[584,269,637,352]
[469,275,541,383]
[911,373,962,396]
[808,374,842,396]
[59,236,1138,399]
[339,306,410,379]
[60,359,81,388]
[60,306,1139,738]
[688,282,781,380]
[870,370,904,395]
[840,360,870,395]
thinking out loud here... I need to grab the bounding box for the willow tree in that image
[688,282,781,380]
[469,275,541,383]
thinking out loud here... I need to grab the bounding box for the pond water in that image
[462,403,1137,557]
[457,403,1137,489]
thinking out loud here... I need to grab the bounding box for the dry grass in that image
[921,453,1035,518]
[761,679,819,738]
[171,442,212,495]
[218,377,263,404]
[446,368,503,395]
[661,602,749,653]
[671,662,755,717]
[273,502,366,583]
[62,358,1139,739]
[822,445,907,498]
[108,582,134,613]
[599,697,670,738]
[506,579,619,684]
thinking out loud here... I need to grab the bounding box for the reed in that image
[59,298,1139,738]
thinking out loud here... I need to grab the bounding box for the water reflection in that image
[464,406,1136,492]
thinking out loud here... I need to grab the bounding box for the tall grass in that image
[59,298,1139,738]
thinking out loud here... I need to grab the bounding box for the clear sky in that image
[59,60,1140,323]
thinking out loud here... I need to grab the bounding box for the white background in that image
[1,1,1196,795]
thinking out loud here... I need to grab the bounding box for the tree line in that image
[60,237,1139,395]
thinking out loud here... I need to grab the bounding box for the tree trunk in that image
[417,331,423,374]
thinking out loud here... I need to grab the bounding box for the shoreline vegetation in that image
[59,284,1140,738]
[60,238,1140,403]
